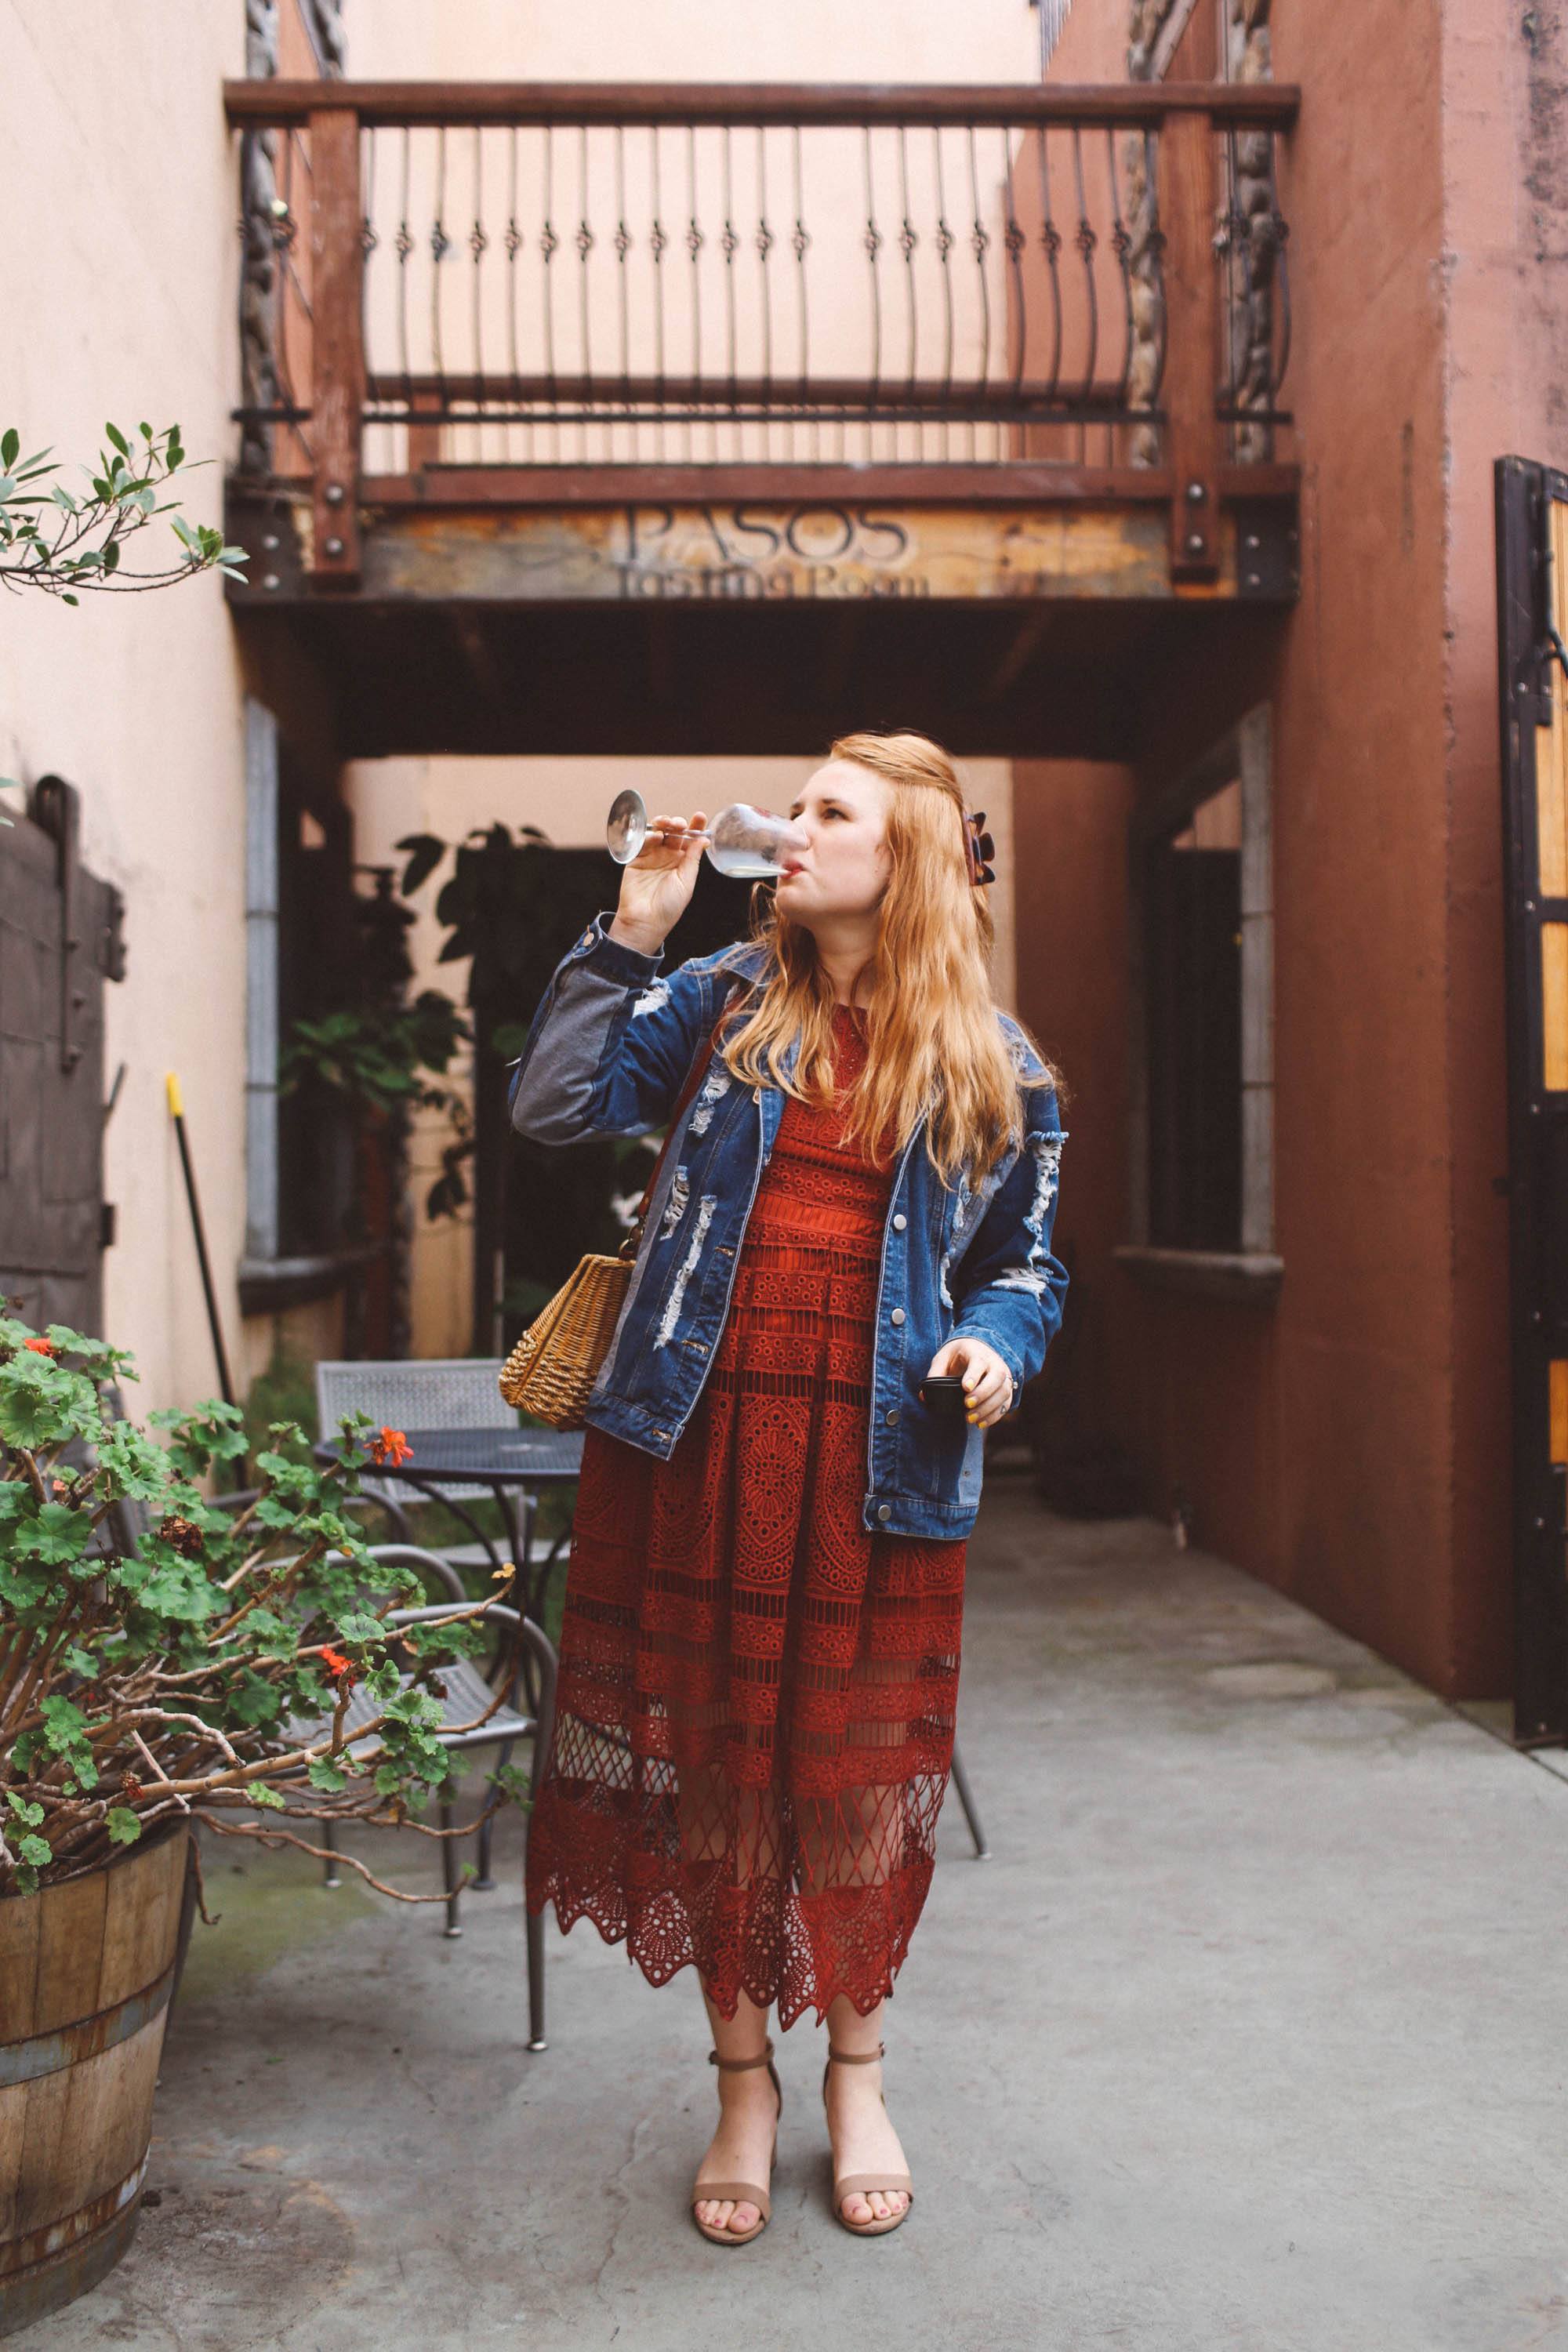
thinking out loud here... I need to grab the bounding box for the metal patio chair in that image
[949,1737,988,1859]
[286,1548,559,2052]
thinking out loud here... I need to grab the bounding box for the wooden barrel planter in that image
[0,1824,192,2339]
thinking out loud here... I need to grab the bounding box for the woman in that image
[510,731,1067,2245]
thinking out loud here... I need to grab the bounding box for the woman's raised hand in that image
[608,809,707,956]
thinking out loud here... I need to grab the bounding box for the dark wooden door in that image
[1495,459,1568,1743]
[0,779,125,1334]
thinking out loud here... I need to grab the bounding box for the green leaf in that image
[13,1501,94,1567]
[106,1807,143,1847]
[230,1675,282,1726]
[152,1399,247,1478]
[17,1835,52,1869]
[0,1354,99,1448]
[249,1784,286,1811]
[1,428,17,469]
[96,1418,172,1503]
[132,1560,214,1625]
[4,1792,44,1828]
[0,1561,56,1613]
[105,423,129,457]
[39,1693,91,1753]
[33,1319,109,1366]
[333,1610,386,1644]
[253,1446,317,1489]
[306,1758,348,1793]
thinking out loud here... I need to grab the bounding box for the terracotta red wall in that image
[1014,0,1523,1697]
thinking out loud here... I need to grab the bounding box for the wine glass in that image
[606,789,808,880]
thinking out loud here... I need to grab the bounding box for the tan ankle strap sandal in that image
[822,2039,915,2236]
[691,2037,783,2247]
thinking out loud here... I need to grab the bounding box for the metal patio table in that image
[314,1424,585,1665]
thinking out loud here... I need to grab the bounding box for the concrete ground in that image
[22,1481,1568,2352]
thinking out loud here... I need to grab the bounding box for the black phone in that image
[917,1374,971,1422]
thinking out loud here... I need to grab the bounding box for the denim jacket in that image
[507,913,1068,1541]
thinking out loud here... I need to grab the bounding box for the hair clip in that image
[962,809,997,889]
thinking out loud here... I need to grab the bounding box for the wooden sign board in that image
[362,500,1236,602]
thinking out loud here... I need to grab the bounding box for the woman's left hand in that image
[924,1338,1016,1429]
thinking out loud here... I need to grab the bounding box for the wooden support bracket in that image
[309,107,365,585]
[1159,111,1223,583]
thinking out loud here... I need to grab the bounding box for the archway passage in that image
[224,70,1336,1700]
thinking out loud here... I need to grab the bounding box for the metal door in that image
[0,778,125,1334]
[1495,459,1568,1743]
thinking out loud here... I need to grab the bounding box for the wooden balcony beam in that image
[224,78,1301,131]
[356,462,1299,509]
[226,473,1301,605]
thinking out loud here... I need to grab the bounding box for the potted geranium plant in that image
[0,1313,521,2334]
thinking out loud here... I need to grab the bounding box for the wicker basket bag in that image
[495,1241,639,1428]
[499,994,735,1428]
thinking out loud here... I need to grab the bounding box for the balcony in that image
[222,79,1300,757]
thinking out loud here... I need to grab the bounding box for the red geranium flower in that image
[24,1336,58,1356]
[368,1425,412,1468]
[122,1774,144,1803]
[319,1646,358,1693]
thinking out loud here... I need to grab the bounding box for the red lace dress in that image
[524,1004,967,2026]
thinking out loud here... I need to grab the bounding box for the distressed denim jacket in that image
[507,913,1068,1541]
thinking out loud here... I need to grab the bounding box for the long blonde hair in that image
[717,731,1060,1184]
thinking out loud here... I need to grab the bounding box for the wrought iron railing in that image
[225,81,1297,577]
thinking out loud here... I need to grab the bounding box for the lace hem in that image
[524,1773,943,2027]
